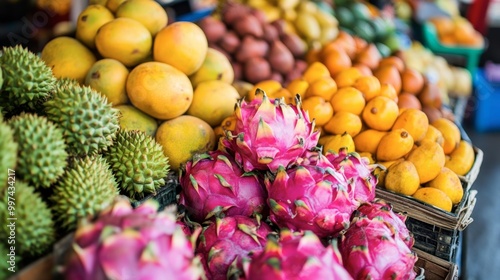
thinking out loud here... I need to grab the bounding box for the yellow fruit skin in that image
[354,129,387,154]
[412,187,453,212]
[41,36,96,83]
[287,79,310,100]
[76,5,114,49]
[114,104,158,137]
[392,108,429,142]
[322,132,355,154]
[376,129,414,161]
[384,160,420,196]
[422,125,444,147]
[189,48,235,88]
[85,58,130,106]
[323,111,362,137]
[156,115,216,171]
[431,118,461,155]
[154,22,208,76]
[445,140,475,176]
[106,0,126,12]
[295,13,321,40]
[248,80,282,102]
[427,167,464,204]
[407,140,446,184]
[115,0,168,36]
[232,81,254,99]
[95,18,152,67]
[126,61,193,120]
[187,80,240,127]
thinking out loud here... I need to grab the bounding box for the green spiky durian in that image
[106,130,170,200]
[0,241,21,278]
[0,66,3,91]
[0,182,56,258]
[0,121,17,189]
[8,113,68,189]
[50,155,119,230]
[0,45,56,113]
[44,84,120,156]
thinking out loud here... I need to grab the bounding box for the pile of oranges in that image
[429,16,484,48]
[240,30,476,212]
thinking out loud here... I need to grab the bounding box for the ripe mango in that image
[445,140,475,176]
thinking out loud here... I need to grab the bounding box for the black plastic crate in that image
[407,217,460,262]
[130,171,180,211]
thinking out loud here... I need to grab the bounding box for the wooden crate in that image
[415,248,459,280]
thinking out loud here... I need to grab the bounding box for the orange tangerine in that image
[301,96,334,127]
[353,129,387,154]
[330,86,366,115]
[302,62,331,84]
[323,111,363,137]
[362,96,399,131]
[305,77,338,100]
[247,80,282,101]
[374,64,402,94]
[334,67,363,88]
[378,83,398,102]
[352,63,373,77]
[286,79,309,100]
[353,75,381,101]
[323,47,352,77]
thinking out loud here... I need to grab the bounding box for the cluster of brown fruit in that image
[198,2,308,85]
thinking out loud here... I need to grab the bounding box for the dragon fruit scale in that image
[354,199,415,248]
[243,229,353,280]
[63,197,204,280]
[325,148,378,206]
[222,90,319,173]
[265,153,358,238]
[179,150,267,223]
[339,216,418,280]
[196,215,274,280]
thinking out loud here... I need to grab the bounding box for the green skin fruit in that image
[0,121,17,189]
[0,66,3,90]
[50,155,119,231]
[106,130,170,200]
[44,84,120,156]
[0,182,56,258]
[8,113,68,189]
[0,45,56,113]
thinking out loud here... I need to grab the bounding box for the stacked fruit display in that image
[0,0,217,268]
[244,30,475,213]
[37,0,252,173]
[333,0,401,57]
[429,16,484,48]
[401,42,473,98]
[198,2,310,85]
[62,90,420,279]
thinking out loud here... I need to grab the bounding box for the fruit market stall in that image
[0,0,485,279]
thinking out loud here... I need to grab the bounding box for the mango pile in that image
[39,0,244,171]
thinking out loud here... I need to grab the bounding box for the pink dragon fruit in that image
[339,216,418,280]
[179,150,267,223]
[325,148,378,206]
[354,199,415,248]
[221,90,319,173]
[196,215,274,280]
[63,197,204,280]
[244,229,353,280]
[265,153,358,238]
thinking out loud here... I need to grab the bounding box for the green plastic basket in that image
[421,22,485,76]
